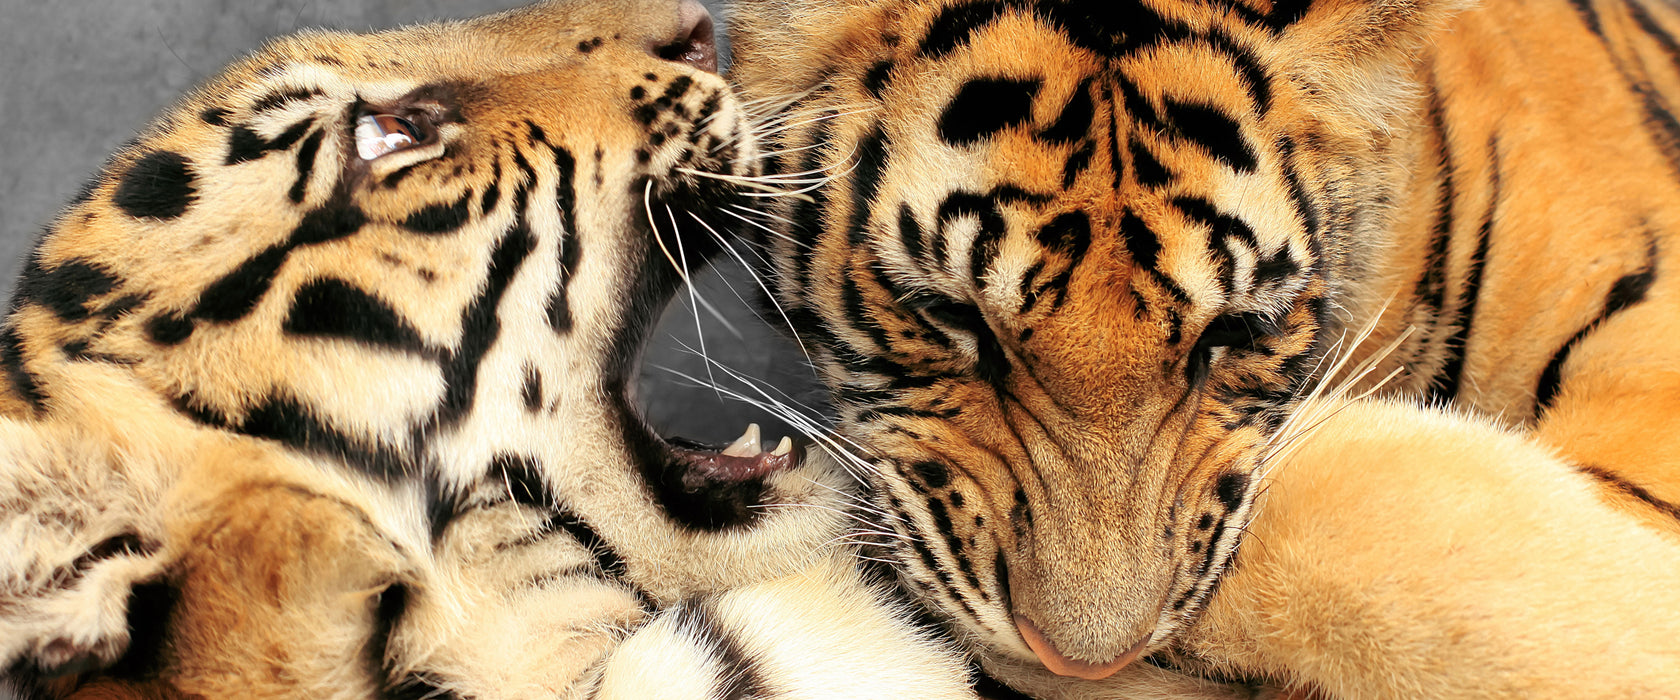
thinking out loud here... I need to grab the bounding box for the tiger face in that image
[3,0,871,692]
[729,0,1466,680]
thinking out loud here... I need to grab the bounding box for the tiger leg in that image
[592,558,977,700]
[47,472,415,700]
[387,498,978,700]
[1176,399,1680,698]
[0,418,169,680]
[1527,293,1680,538]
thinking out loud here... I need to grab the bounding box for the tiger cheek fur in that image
[729,0,1471,676]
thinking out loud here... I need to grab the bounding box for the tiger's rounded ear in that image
[1271,0,1478,127]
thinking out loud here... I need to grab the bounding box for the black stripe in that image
[926,496,983,596]
[1062,141,1095,189]
[1568,0,1605,38]
[189,197,368,325]
[290,199,369,246]
[1173,196,1259,257]
[1535,241,1658,412]
[1129,138,1170,187]
[282,278,433,356]
[546,510,631,580]
[176,392,413,479]
[1571,0,1680,179]
[225,119,312,165]
[521,364,543,412]
[939,77,1042,146]
[864,60,895,98]
[1429,135,1500,402]
[402,191,474,235]
[14,257,119,322]
[919,1,1012,58]
[677,603,774,700]
[104,582,179,681]
[1266,0,1314,31]
[1162,99,1256,171]
[191,244,290,323]
[288,129,324,204]
[480,159,503,215]
[1039,78,1094,145]
[1035,210,1092,263]
[1115,74,1165,134]
[548,146,582,333]
[1120,209,1162,269]
[435,221,537,426]
[850,125,890,245]
[1275,136,1320,237]
[493,453,551,507]
[840,270,895,350]
[1577,463,1680,524]
[251,87,323,113]
[898,204,928,267]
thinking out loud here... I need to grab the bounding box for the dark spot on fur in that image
[1215,472,1248,511]
[112,151,197,220]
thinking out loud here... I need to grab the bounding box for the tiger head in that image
[8,0,859,688]
[729,0,1468,680]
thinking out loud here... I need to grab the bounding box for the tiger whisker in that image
[688,211,818,367]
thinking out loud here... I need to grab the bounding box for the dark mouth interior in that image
[634,256,833,481]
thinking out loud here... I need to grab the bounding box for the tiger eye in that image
[354,114,420,160]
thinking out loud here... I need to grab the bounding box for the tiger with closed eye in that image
[728,0,1680,696]
[0,1,987,698]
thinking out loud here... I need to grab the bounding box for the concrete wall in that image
[0,0,825,445]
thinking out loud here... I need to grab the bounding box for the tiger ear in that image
[1269,0,1478,125]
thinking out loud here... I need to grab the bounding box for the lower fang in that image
[722,423,763,457]
[771,436,793,456]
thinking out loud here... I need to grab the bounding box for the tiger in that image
[0,1,984,697]
[725,0,1680,696]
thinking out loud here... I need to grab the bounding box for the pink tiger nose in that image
[1015,614,1150,680]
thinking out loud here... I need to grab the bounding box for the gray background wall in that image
[0,0,825,445]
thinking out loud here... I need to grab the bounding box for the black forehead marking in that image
[226,119,313,165]
[251,86,324,114]
[113,150,198,220]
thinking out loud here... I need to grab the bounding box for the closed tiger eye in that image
[354,114,421,160]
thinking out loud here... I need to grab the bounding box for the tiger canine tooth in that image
[721,423,762,457]
[771,436,793,456]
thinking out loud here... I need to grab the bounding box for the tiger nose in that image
[654,0,718,73]
[1015,614,1150,680]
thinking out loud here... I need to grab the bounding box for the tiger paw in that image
[3,541,165,678]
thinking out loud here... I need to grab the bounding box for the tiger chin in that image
[728,0,1680,696]
[0,2,977,698]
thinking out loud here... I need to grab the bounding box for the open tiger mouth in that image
[668,423,799,482]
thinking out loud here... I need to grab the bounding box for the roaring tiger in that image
[727,0,1680,695]
[0,1,982,698]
